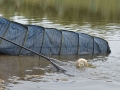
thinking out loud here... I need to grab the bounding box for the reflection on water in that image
[0,0,120,90]
[0,55,46,81]
[0,54,103,80]
[0,0,120,25]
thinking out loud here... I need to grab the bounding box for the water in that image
[0,0,120,90]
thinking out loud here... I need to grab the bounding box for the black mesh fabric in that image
[41,28,62,55]
[78,33,94,54]
[20,25,45,55]
[0,17,111,55]
[94,37,110,54]
[60,30,79,54]
[0,20,28,55]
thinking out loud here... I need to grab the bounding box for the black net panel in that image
[0,17,111,55]
[20,25,45,55]
[0,21,28,55]
[60,30,79,54]
[41,28,62,55]
[94,37,110,54]
[78,33,94,54]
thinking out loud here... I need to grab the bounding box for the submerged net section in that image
[20,25,45,55]
[0,18,10,41]
[40,28,62,55]
[94,37,111,54]
[78,33,94,54]
[60,30,79,54]
[0,19,28,55]
[0,17,111,55]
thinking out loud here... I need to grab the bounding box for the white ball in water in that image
[76,58,88,67]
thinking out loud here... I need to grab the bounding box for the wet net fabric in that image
[20,25,45,55]
[0,17,111,55]
[94,37,110,54]
[60,30,79,54]
[40,28,62,55]
[0,18,28,55]
[78,33,94,54]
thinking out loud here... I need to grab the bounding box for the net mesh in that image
[0,17,111,55]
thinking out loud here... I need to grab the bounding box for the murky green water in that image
[1,0,120,90]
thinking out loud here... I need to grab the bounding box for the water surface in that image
[0,0,120,90]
